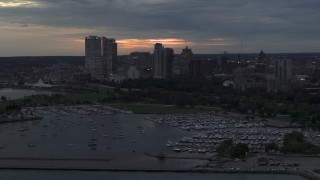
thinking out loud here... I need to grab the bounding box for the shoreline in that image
[0,103,319,179]
[0,166,317,180]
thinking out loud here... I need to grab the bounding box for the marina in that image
[148,113,320,154]
[0,106,202,170]
[0,170,307,180]
[0,90,319,179]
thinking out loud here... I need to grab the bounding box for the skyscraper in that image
[164,48,174,78]
[274,58,292,83]
[189,59,215,79]
[153,43,164,79]
[180,46,194,61]
[102,37,117,76]
[267,58,293,91]
[153,43,173,79]
[85,36,117,80]
[85,36,103,80]
[129,52,152,78]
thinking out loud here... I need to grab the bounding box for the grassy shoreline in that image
[111,103,216,114]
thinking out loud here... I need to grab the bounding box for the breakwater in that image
[0,166,317,180]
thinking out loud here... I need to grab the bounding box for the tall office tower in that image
[85,36,117,80]
[274,58,292,83]
[153,43,164,78]
[102,37,117,76]
[180,46,194,61]
[164,48,174,78]
[267,58,293,91]
[153,43,174,79]
[189,59,215,79]
[85,36,103,80]
[129,52,152,78]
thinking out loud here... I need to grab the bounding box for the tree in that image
[114,86,120,93]
[231,143,249,158]
[216,139,234,157]
[1,96,6,101]
[283,131,304,146]
[186,96,196,108]
[174,94,186,108]
[281,131,320,154]
[18,79,25,86]
[265,142,279,153]
[217,140,249,159]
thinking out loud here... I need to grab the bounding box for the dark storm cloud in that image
[1,0,320,54]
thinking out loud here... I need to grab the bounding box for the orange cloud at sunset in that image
[202,43,232,46]
[0,0,41,7]
[117,38,191,53]
[148,38,186,44]
[0,22,236,56]
[209,38,225,41]
[111,38,235,54]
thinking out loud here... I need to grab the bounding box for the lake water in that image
[0,111,308,179]
[0,88,54,100]
[0,170,307,180]
[0,89,308,179]
[0,112,202,169]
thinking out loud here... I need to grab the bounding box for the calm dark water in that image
[0,88,54,100]
[0,170,307,180]
[0,89,308,179]
[0,113,201,169]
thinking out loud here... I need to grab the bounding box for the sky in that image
[1,0,320,56]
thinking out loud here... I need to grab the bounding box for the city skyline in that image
[1,0,320,56]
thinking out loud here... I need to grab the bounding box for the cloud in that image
[0,23,95,56]
[0,0,41,8]
[0,0,320,55]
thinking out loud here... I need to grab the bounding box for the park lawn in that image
[275,115,292,123]
[112,104,214,114]
[64,92,111,102]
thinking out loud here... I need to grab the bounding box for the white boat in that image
[166,140,173,147]
[28,143,35,147]
[88,142,97,146]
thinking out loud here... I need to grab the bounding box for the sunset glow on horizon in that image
[115,38,235,54]
[1,0,320,56]
[0,0,41,8]
[117,38,191,52]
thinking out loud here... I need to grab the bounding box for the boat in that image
[28,143,35,147]
[88,142,97,147]
[166,140,173,147]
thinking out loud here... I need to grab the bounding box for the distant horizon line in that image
[1,52,320,58]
